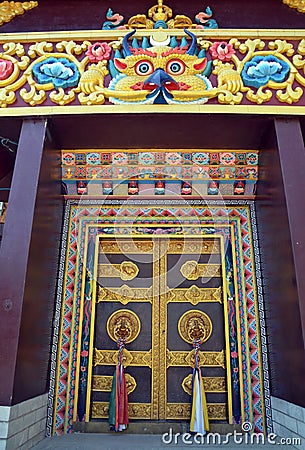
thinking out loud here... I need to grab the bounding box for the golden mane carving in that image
[0,1,38,26]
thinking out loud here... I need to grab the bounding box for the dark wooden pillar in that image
[254,118,305,406]
[274,118,305,346]
[0,119,47,405]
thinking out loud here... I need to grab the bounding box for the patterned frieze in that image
[61,149,258,196]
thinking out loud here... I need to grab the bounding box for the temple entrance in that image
[53,202,266,435]
[89,236,231,424]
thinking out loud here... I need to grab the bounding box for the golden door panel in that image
[92,238,159,419]
[159,238,227,421]
[91,237,228,422]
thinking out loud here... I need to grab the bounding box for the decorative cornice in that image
[283,0,305,13]
[0,29,304,115]
[0,1,38,26]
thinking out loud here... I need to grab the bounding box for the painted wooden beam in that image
[0,118,46,405]
[274,117,305,349]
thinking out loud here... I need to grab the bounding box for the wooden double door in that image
[90,236,230,423]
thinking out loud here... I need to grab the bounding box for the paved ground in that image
[31,432,301,449]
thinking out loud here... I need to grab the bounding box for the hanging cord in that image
[193,338,202,369]
[117,336,126,431]
[117,337,126,365]
[0,136,18,154]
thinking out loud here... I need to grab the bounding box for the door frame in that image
[50,201,269,436]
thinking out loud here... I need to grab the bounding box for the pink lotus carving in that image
[86,42,112,62]
[0,59,13,80]
[209,42,235,62]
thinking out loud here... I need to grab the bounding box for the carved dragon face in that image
[108,30,212,104]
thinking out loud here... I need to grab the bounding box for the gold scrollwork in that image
[91,402,109,419]
[207,404,227,420]
[0,27,305,110]
[100,240,154,254]
[128,403,152,419]
[178,310,213,344]
[0,1,38,26]
[167,285,222,305]
[167,239,221,255]
[182,375,226,395]
[127,0,195,29]
[106,309,141,343]
[166,403,226,420]
[98,261,139,280]
[94,348,152,368]
[0,33,305,109]
[92,374,137,394]
[97,285,152,305]
[166,349,225,369]
[180,261,221,280]
[91,402,151,419]
[283,0,305,13]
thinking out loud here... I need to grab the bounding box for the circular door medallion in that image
[178,309,212,344]
[107,309,141,344]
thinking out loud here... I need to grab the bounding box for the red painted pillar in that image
[274,117,305,347]
[0,118,47,405]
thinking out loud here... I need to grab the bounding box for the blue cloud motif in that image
[32,57,80,89]
[241,55,290,89]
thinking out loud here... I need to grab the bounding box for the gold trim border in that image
[74,223,240,426]
[229,223,246,424]
[91,402,226,420]
[2,28,305,42]
[2,104,305,117]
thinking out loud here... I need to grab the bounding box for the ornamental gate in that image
[88,236,232,423]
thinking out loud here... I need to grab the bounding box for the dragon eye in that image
[135,60,154,76]
[166,59,186,76]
